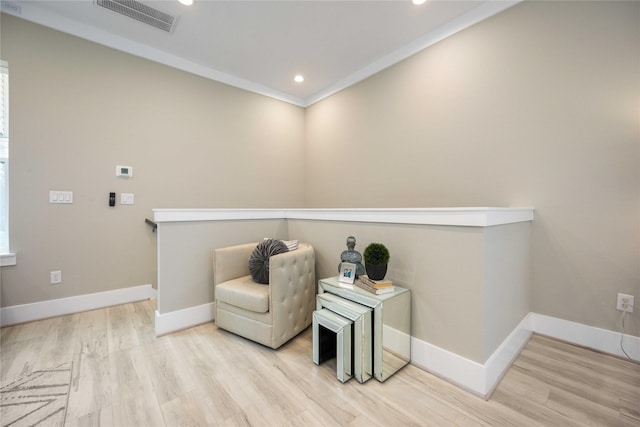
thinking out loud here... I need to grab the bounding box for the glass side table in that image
[318,276,411,382]
[312,309,352,383]
[316,292,373,383]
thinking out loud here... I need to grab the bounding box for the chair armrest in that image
[269,243,316,328]
[213,242,257,286]
[269,243,315,292]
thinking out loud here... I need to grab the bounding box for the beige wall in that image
[1,0,639,343]
[483,223,531,358]
[304,1,640,336]
[287,219,531,363]
[158,219,288,313]
[0,15,305,307]
[157,216,530,363]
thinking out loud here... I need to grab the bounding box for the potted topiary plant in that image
[363,243,390,281]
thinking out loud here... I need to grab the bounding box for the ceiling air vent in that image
[96,0,176,32]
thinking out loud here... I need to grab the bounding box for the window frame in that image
[0,60,14,265]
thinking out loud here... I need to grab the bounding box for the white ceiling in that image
[1,0,518,106]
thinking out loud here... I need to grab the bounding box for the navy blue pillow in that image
[248,239,289,284]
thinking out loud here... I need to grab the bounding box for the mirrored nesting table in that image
[314,276,411,383]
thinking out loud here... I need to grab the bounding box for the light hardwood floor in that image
[1,299,639,426]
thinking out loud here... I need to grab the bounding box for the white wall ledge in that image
[153,207,534,227]
[0,253,17,267]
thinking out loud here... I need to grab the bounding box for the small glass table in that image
[318,276,411,382]
[316,292,373,383]
[312,309,353,383]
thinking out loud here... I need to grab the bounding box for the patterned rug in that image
[0,363,72,427]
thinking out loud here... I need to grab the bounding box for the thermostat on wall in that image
[116,165,133,177]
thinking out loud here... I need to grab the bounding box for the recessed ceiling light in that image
[294,75,304,83]
[178,0,193,5]
[412,0,427,5]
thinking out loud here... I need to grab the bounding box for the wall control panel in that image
[116,165,133,177]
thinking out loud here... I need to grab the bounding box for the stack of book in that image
[355,276,394,295]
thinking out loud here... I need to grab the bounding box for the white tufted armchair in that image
[213,242,316,349]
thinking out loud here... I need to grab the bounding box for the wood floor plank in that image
[284,409,335,427]
[171,329,250,424]
[139,337,197,405]
[1,317,49,343]
[2,300,640,427]
[108,348,165,426]
[620,397,640,423]
[34,313,78,372]
[65,406,115,427]
[129,299,156,345]
[0,336,43,381]
[490,382,584,426]
[106,303,140,354]
[217,412,252,427]
[495,367,551,406]
[66,308,111,421]
[514,349,640,411]
[545,386,639,426]
[397,364,537,426]
[75,307,108,333]
[66,351,111,421]
[160,389,219,427]
[66,406,114,427]
[361,373,478,426]
[527,335,640,384]
[533,334,640,377]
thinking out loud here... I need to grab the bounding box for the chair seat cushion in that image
[216,275,269,313]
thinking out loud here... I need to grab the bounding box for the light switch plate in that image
[120,193,134,205]
[49,191,73,204]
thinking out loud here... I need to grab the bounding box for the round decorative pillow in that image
[248,239,289,284]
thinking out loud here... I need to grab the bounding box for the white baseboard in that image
[483,314,534,397]
[410,337,487,396]
[155,302,216,337]
[0,284,157,327]
[410,312,639,398]
[410,313,533,398]
[531,312,640,361]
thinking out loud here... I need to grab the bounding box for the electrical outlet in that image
[50,270,62,285]
[616,293,634,313]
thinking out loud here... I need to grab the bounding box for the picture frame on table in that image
[338,262,356,285]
